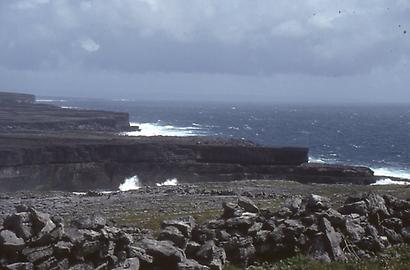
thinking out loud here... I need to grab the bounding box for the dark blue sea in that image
[38,98,410,180]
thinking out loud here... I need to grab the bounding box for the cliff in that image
[0,91,378,191]
[0,91,35,104]
[0,133,377,192]
[0,92,131,132]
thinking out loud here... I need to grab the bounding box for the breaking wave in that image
[36,99,66,102]
[156,178,178,187]
[372,168,410,180]
[371,178,410,186]
[308,156,338,164]
[119,175,141,191]
[123,122,208,137]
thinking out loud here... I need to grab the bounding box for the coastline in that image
[0,92,409,269]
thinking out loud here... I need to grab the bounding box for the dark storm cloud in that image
[0,0,409,102]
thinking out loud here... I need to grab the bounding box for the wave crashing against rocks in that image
[0,193,409,269]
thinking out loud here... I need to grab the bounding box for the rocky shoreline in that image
[0,91,387,192]
[0,191,409,269]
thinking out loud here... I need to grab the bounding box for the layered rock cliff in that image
[0,92,377,192]
[0,92,131,132]
[0,133,377,192]
[0,92,35,104]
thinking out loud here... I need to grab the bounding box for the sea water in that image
[39,99,410,180]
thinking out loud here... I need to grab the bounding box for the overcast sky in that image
[0,0,409,103]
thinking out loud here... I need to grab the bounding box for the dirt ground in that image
[1,179,409,232]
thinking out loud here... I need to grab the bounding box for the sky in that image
[0,0,409,103]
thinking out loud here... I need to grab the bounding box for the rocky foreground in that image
[0,189,409,270]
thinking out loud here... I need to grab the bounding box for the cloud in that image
[12,0,50,9]
[80,38,100,52]
[0,0,409,102]
[0,0,408,75]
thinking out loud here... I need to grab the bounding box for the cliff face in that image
[0,91,377,192]
[0,134,376,192]
[0,135,310,191]
[0,92,35,104]
[0,92,131,132]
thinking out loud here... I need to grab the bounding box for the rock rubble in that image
[0,192,409,269]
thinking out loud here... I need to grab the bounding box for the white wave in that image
[371,178,410,186]
[72,192,87,196]
[36,99,66,102]
[228,126,240,130]
[309,157,325,163]
[72,190,116,195]
[308,156,338,164]
[61,106,79,109]
[119,175,141,191]
[112,98,133,102]
[156,178,178,187]
[372,168,410,180]
[100,191,117,194]
[122,122,207,137]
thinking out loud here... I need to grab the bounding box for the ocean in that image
[38,98,410,180]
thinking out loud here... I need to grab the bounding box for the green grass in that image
[224,244,410,270]
[116,209,223,232]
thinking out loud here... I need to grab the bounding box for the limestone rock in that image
[137,238,186,269]
[3,213,33,240]
[320,217,346,261]
[5,262,34,270]
[71,214,106,230]
[159,226,188,249]
[238,196,259,213]
[177,259,210,270]
[162,216,196,238]
[22,245,53,263]
[0,230,25,251]
[305,194,330,211]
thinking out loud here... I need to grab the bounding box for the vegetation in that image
[224,245,410,270]
[117,209,223,231]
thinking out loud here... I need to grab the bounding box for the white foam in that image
[371,178,410,186]
[100,191,117,194]
[122,122,207,137]
[72,192,87,196]
[119,175,141,191]
[308,156,339,164]
[156,178,178,187]
[113,98,133,102]
[72,190,116,195]
[61,106,79,109]
[308,157,326,164]
[372,168,410,180]
[36,99,66,102]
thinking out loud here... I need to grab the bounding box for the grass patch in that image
[116,209,223,232]
[224,245,410,270]
[192,209,223,224]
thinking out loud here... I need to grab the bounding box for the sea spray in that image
[122,122,207,137]
[372,168,410,180]
[156,178,178,187]
[119,175,141,191]
[371,178,410,186]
